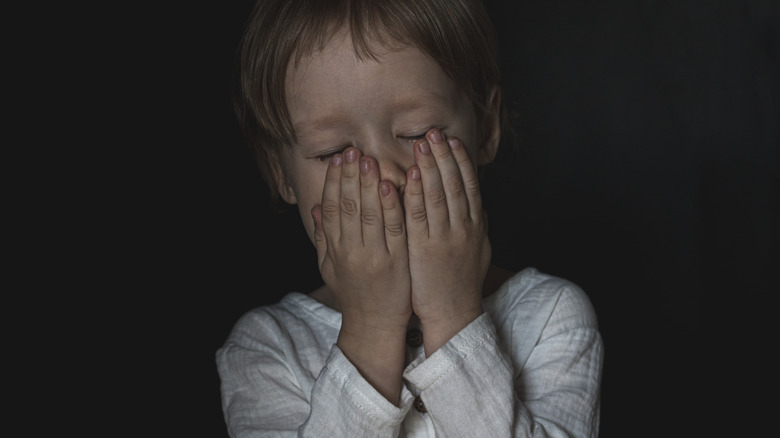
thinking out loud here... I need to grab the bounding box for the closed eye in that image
[316,147,348,162]
[315,128,436,161]
[400,126,444,143]
[399,133,427,143]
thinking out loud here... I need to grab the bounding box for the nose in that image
[363,140,414,194]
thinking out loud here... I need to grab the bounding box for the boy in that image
[218,1,602,436]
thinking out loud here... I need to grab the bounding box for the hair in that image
[234,0,503,203]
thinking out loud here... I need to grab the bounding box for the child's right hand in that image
[311,147,412,404]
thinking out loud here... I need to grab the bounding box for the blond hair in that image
[234,0,502,202]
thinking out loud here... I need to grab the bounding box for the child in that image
[217,0,603,436]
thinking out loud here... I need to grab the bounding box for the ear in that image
[476,86,502,166]
[270,157,298,205]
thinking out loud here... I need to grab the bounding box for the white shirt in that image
[217,268,603,437]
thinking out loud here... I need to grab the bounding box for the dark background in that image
[96,0,776,436]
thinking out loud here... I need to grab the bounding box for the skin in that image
[273,30,509,405]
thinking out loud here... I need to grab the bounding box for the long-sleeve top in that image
[217,267,603,437]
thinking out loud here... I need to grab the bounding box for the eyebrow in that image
[292,91,455,142]
[293,114,350,141]
[390,91,453,111]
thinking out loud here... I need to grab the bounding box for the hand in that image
[311,147,412,403]
[403,129,491,355]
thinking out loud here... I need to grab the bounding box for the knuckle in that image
[321,200,340,219]
[341,165,359,179]
[454,217,472,233]
[344,250,362,265]
[361,207,379,225]
[433,147,452,161]
[418,157,438,170]
[405,184,423,197]
[366,255,384,271]
[384,221,404,237]
[427,188,447,206]
[445,174,464,194]
[341,198,358,216]
[464,175,481,195]
[446,225,468,243]
[381,199,399,213]
[455,149,472,165]
[409,204,427,222]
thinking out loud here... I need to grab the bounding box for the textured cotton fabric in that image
[217,268,603,437]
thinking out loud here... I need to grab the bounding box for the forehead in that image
[285,33,466,140]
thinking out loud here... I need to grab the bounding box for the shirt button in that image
[406,328,423,348]
[413,395,427,413]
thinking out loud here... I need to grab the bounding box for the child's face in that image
[276,31,498,244]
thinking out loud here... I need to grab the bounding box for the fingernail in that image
[345,149,357,163]
[447,137,460,149]
[379,182,391,197]
[430,130,443,143]
[418,141,430,155]
[360,157,370,174]
[331,155,342,166]
[410,168,421,180]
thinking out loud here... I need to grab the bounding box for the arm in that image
[403,130,489,356]
[403,129,602,436]
[404,287,603,437]
[217,315,414,438]
[312,149,412,404]
[217,147,420,437]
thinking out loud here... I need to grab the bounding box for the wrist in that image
[414,291,482,326]
[339,307,412,334]
[337,314,410,405]
[419,306,483,356]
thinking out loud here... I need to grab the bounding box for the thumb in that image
[311,205,327,265]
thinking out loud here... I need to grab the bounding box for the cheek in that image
[459,132,481,169]
[286,161,328,204]
[451,105,482,165]
[289,167,328,243]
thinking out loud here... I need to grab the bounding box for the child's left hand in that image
[403,129,492,356]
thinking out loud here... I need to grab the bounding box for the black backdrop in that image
[107,1,777,436]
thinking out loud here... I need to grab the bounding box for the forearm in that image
[419,303,483,357]
[405,313,603,438]
[337,313,410,405]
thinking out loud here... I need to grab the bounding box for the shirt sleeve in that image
[301,346,415,435]
[403,286,603,437]
[218,331,413,437]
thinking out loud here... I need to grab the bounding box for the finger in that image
[359,156,384,247]
[320,154,343,242]
[403,164,428,240]
[339,147,362,244]
[428,129,469,224]
[447,136,483,221]
[413,131,448,232]
[378,180,406,255]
